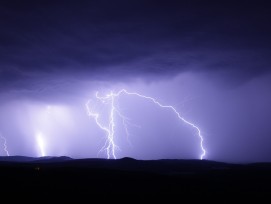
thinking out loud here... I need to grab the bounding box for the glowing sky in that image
[0,1,271,162]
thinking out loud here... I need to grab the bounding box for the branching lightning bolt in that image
[0,135,10,156]
[86,91,119,159]
[86,89,206,160]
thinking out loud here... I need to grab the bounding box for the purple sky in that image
[0,1,271,162]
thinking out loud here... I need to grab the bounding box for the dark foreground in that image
[0,156,270,201]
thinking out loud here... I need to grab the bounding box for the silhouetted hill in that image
[0,156,72,162]
[0,157,270,201]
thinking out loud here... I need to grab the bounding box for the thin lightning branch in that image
[0,136,10,156]
[115,109,140,147]
[86,89,206,160]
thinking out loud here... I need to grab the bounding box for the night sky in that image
[0,0,271,162]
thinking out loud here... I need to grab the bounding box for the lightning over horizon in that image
[0,135,10,156]
[36,132,46,157]
[86,89,206,160]
[0,0,270,164]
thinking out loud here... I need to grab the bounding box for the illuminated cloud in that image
[0,1,271,162]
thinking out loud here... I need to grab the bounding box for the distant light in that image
[36,132,46,157]
[46,105,52,114]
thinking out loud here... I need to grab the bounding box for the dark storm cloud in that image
[1,1,271,162]
[0,0,270,90]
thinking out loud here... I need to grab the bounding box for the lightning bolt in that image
[86,91,118,159]
[0,135,10,156]
[86,89,206,160]
[36,132,46,157]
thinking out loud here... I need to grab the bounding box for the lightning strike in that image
[0,135,10,156]
[86,89,206,160]
[36,132,46,157]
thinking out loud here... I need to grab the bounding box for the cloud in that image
[0,0,270,92]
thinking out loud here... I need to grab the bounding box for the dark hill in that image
[0,156,270,201]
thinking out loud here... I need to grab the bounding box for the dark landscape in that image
[0,156,270,200]
[1,1,271,202]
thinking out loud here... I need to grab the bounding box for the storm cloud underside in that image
[0,1,271,162]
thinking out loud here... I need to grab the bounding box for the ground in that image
[0,157,270,201]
